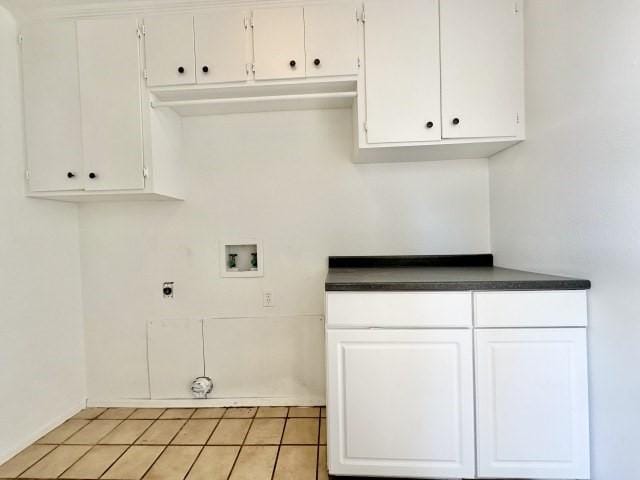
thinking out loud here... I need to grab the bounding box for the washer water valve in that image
[191,376,214,399]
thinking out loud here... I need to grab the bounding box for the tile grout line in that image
[178,413,225,480]
[92,444,133,480]
[136,444,169,480]
[180,445,205,480]
[42,415,127,480]
[133,409,196,480]
[268,408,289,480]
[227,408,259,480]
[12,444,62,478]
[58,410,162,480]
[18,411,106,477]
[5,407,327,480]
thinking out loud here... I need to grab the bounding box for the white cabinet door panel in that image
[474,290,588,327]
[441,0,523,139]
[327,329,475,478]
[148,319,204,399]
[363,0,441,143]
[144,14,196,86]
[326,292,472,328]
[22,22,84,192]
[304,3,358,77]
[475,328,590,479]
[252,7,306,80]
[77,17,145,191]
[194,10,251,84]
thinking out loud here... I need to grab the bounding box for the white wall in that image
[0,5,85,463]
[80,108,491,403]
[490,1,640,478]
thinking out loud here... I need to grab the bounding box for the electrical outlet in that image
[163,282,174,298]
[263,290,274,307]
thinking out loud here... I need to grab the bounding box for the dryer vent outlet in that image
[191,376,214,399]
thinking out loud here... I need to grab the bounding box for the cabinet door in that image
[326,329,475,478]
[21,22,84,192]
[194,10,251,84]
[144,14,196,86]
[475,329,590,479]
[77,17,145,191]
[363,0,441,144]
[440,0,523,139]
[148,319,204,399]
[252,7,305,80]
[304,3,358,77]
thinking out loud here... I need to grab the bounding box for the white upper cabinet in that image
[21,22,84,192]
[475,328,590,479]
[363,0,441,143]
[77,17,145,191]
[304,3,359,77]
[327,328,475,478]
[252,7,306,80]
[144,14,196,87]
[440,0,523,139]
[194,10,251,84]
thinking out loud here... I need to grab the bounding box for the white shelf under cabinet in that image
[152,92,356,116]
[150,78,358,116]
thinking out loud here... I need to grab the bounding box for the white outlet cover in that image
[263,290,274,307]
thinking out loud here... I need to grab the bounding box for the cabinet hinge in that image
[514,2,520,14]
[250,12,254,28]
[363,122,368,132]
[17,33,23,45]
[357,4,366,23]
[142,167,149,178]
[516,112,520,124]
[24,169,31,181]
[243,16,249,30]
[137,24,146,38]
[357,56,361,69]
[143,69,148,79]
[251,63,256,73]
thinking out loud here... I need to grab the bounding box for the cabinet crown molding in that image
[12,0,350,22]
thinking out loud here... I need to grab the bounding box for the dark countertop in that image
[325,255,591,292]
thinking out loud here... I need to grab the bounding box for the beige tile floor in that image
[0,407,330,480]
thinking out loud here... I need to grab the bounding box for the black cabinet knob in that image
[88,172,97,179]
[67,172,75,178]
[202,65,209,73]
[178,66,185,74]
[289,60,296,68]
[426,121,434,129]
[314,58,321,66]
[452,117,461,125]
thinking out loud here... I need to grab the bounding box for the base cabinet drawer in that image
[326,329,475,478]
[474,290,588,327]
[475,328,590,479]
[326,292,472,328]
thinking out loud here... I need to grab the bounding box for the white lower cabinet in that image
[326,290,591,479]
[475,328,590,479]
[326,328,475,478]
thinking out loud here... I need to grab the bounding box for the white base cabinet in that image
[475,328,590,479]
[326,290,591,479]
[326,328,475,479]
